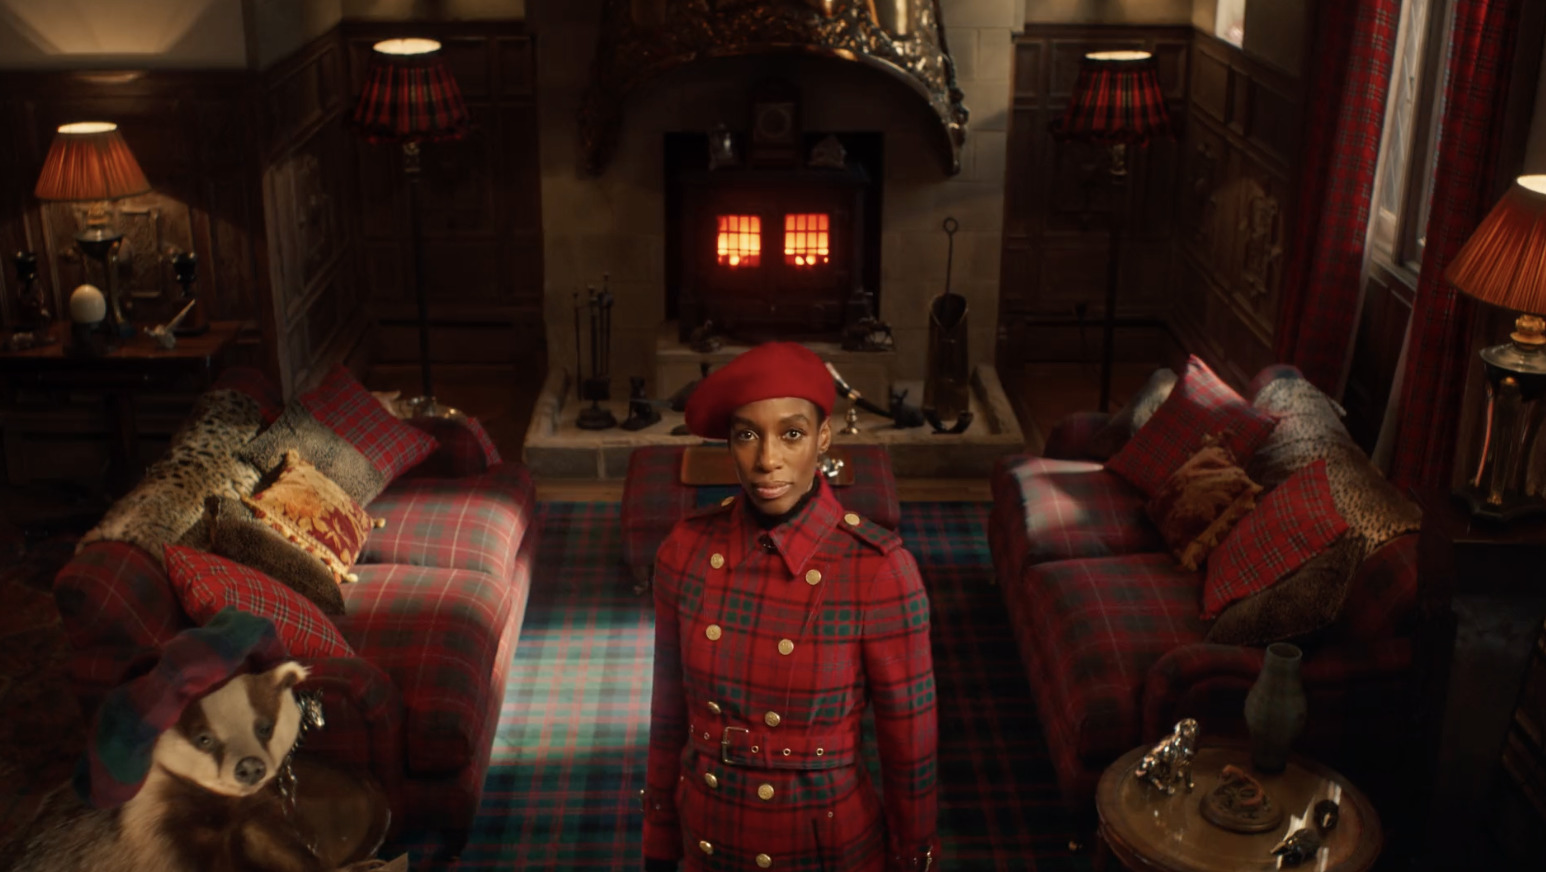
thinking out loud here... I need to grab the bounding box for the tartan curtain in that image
[1389,0,1525,491]
[1272,0,1400,391]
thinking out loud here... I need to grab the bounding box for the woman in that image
[641,342,938,872]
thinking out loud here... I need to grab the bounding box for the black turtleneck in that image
[746,474,824,530]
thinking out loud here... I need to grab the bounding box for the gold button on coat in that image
[844,512,861,526]
[698,840,714,855]
[703,772,718,788]
[707,700,722,714]
[764,711,781,727]
[705,624,722,641]
[804,569,822,585]
[710,553,725,569]
[757,783,775,801]
[777,639,794,656]
[721,496,735,506]
[756,853,773,868]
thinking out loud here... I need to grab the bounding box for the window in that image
[1215,0,1246,48]
[1369,0,1454,272]
[783,213,830,268]
[716,215,761,268]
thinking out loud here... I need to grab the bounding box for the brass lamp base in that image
[1463,318,1546,523]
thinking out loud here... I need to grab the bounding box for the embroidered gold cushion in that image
[242,449,382,584]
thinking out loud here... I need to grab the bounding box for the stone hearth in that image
[522,362,1024,480]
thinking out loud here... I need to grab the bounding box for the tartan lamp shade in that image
[33,122,151,202]
[1053,50,1172,145]
[352,38,470,144]
[1446,175,1546,317]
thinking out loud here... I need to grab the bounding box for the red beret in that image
[685,342,836,438]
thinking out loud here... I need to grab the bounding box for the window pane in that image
[716,214,761,268]
[1378,0,1433,217]
[783,213,830,268]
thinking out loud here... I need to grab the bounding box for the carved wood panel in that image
[1170,33,1304,388]
[343,21,544,366]
[997,25,1192,364]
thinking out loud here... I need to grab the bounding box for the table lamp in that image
[352,37,470,418]
[1051,50,1172,412]
[33,122,151,338]
[1445,175,1546,521]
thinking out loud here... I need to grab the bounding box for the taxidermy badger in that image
[9,608,386,872]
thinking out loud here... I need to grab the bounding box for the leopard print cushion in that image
[78,389,267,563]
[1207,375,1421,644]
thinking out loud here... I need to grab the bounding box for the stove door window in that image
[716,214,762,268]
[784,213,830,268]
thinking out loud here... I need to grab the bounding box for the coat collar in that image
[725,476,840,578]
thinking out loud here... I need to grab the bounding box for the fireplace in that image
[667,131,882,344]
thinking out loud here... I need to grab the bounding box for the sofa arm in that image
[1141,638,1415,741]
[53,542,194,716]
[1043,411,1112,461]
[402,414,503,479]
[298,656,407,805]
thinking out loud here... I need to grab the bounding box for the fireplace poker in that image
[825,362,893,419]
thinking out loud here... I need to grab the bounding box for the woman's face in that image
[729,397,832,516]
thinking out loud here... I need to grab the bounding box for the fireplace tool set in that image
[574,276,618,430]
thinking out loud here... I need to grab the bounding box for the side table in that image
[0,320,242,493]
[619,443,901,591]
[1095,743,1382,872]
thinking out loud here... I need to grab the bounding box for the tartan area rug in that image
[388,502,1094,871]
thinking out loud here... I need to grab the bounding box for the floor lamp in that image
[1444,175,1546,521]
[352,38,470,418]
[1051,51,1172,412]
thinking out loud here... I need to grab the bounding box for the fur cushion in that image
[1146,437,1262,571]
[238,402,387,507]
[78,389,266,563]
[208,496,346,616]
[1086,367,1178,460]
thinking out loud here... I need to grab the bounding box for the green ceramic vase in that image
[1244,642,1307,773]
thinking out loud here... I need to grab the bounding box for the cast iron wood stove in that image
[667,133,881,344]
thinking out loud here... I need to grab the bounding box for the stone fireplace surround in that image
[527,1,1022,476]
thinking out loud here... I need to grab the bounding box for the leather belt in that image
[689,725,856,771]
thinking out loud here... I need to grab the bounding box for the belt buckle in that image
[720,726,750,765]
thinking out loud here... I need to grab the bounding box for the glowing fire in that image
[784,213,830,267]
[717,215,761,267]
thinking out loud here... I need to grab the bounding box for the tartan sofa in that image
[50,370,536,853]
[987,365,1420,812]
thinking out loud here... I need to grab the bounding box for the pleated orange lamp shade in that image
[33,122,151,203]
[1446,175,1546,322]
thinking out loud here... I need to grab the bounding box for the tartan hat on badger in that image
[75,607,291,808]
[684,342,836,439]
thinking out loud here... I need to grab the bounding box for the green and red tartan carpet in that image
[389,502,1093,870]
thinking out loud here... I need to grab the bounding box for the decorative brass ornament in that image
[579,0,969,176]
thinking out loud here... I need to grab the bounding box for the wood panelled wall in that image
[342,20,545,366]
[998,25,1192,364]
[1173,34,1303,388]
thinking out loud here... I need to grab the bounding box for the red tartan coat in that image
[642,480,939,872]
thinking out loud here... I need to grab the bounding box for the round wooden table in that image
[1095,743,1382,872]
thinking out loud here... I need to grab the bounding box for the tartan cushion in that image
[358,463,534,580]
[1106,355,1279,497]
[1204,459,1348,619]
[163,546,354,660]
[991,456,1163,578]
[620,444,900,580]
[1086,367,1178,460]
[242,449,379,584]
[300,365,439,484]
[1001,553,1207,765]
[337,563,515,775]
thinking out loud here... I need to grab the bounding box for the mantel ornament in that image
[579,0,969,176]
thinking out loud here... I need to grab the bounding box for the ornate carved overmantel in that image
[579,0,969,176]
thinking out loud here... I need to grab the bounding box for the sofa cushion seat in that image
[339,563,518,775]
[357,464,533,580]
[1006,553,1208,765]
[993,457,1163,576]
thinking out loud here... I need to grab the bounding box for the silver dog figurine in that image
[1134,718,1199,795]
